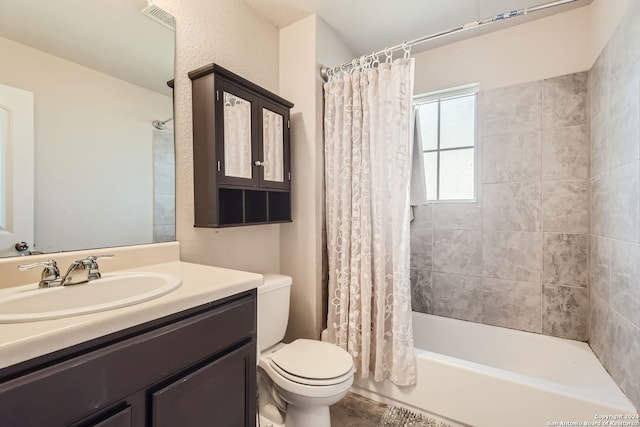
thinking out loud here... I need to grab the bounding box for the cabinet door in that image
[258,98,290,190]
[216,78,257,187]
[151,343,256,427]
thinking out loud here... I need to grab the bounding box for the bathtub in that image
[351,312,637,427]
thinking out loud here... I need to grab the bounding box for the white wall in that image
[157,0,282,274]
[278,15,354,340]
[413,6,591,94]
[0,36,171,253]
[589,0,630,61]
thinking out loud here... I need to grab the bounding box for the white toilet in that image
[257,274,354,427]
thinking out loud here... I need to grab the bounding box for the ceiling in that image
[0,0,174,95]
[245,0,592,57]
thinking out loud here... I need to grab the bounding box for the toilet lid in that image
[270,339,353,380]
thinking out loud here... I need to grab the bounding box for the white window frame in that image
[414,83,479,203]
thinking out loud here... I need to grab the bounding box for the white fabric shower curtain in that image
[324,58,417,386]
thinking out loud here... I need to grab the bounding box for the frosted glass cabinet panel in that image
[223,92,252,179]
[262,108,284,183]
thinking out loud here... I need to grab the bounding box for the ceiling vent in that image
[141,2,175,31]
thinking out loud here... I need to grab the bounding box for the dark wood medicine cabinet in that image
[189,63,294,227]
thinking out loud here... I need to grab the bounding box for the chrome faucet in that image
[18,255,114,288]
[63,255,114,285]
[18,260,63,288]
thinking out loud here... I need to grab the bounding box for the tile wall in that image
[411,0,640,409]
[410,71,590,341]
[588,0,640,409]
[153,128,176,243]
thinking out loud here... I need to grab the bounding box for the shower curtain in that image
[324,58,417,386]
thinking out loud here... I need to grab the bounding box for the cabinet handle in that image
[254,160,264,167]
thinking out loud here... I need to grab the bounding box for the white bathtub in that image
[352,312,637,427]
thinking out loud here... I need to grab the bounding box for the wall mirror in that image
[0,0,175,257]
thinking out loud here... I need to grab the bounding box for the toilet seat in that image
[269,339,353,386]
[259,340,354,399]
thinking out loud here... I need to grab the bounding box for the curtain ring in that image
[402,41,411,59]
[363,54,372,69]
[350,58,358,73]
[371,51,379,67]
[384,47,393,64]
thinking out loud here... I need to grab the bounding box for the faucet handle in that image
[83,255,114,280]
[18,260,62,288]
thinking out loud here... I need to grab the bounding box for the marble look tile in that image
[154,225,176,243]
[541,126,588,181]
[542,233,588,288]
[542,72,588,129]
[153,129,176,164]
[611,240,640,327]
[410,205,433,229]
[609,311,640,409]
[590,235,611,303]
[609,162,640,243]
[610,103,640,170]
[541,180,589,233]
[542,285,588,341]
[589,292,611,367]
[483,182,541,232]
[590,174,610,238]
[154,161,176,195]
[154,194,176,225]
[589,44,610,121]
[482,131,541,183]
[610,40,640,120]
[410,269,432,314]
[433,230,483,276]
[482,278,542,333]
[590,113,610,178]
[431,273,483,322]
[410,252,432,270]
[410,227,432,259]
[479,81,542,137]
[610,0,640,79]
[432,203,482,230]
[483,231,541,282]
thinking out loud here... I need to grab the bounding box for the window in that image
[415,84,478,201]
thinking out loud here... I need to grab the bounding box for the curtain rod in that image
[320,0,579,82]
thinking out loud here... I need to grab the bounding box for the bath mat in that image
[377,405,452,427]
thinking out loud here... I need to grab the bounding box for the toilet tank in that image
[257,274,292,353]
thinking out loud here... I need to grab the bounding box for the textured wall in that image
[410,71,590,341]
[157,0,282,273]
[588,0,640,409]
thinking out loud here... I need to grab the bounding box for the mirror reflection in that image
[0,0,175,257]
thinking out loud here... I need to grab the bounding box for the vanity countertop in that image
[0,261,263,370]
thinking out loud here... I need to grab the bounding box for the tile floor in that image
[330,392,388,426]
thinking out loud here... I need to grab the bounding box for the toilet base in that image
[285,404,330,427]
[258,413,285,427]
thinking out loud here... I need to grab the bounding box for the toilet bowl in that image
[257,274,354,427]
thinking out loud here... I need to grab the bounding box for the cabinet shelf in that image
[189,63,294,228]
[217,187,291,227]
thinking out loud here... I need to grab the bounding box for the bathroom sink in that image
[0,272,182,323]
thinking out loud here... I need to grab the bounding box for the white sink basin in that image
[0,272,182,323]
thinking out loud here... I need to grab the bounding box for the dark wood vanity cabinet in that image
[189,63,294,227]
[0,291,257,427]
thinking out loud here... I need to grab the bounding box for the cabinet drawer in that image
[0,295,255,427]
